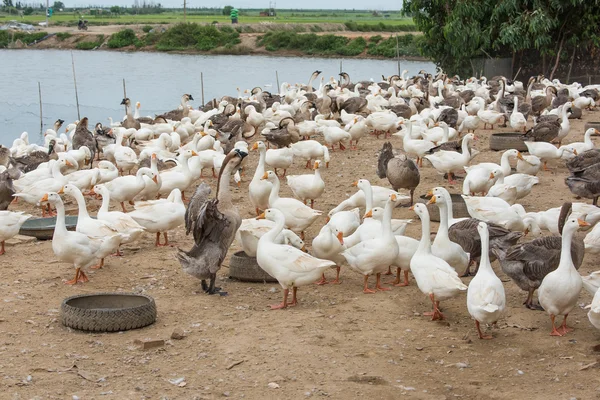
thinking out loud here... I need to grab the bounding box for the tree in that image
[23,5,33,14]
[3,0,14,7]
[52,1,64,9]
[110,5,120,14]
[222,5,232,16]
[403,0,600,77]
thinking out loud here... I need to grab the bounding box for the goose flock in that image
[2,69,600,340]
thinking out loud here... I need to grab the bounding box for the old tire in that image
[61,293,157,332]
[229,251,277,283]
[489,132,529,152]
[417,193,469,223]
[585,122,600,131]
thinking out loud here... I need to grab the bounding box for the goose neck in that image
[53,199,68,235]
[264,213,286,242]
[478,228,492,272]
[417,210,432,253]
[72,189,91,220]
[558,224,576,270]
[268,175,281,205]
[360,182,374,212]
[99,188,110,213]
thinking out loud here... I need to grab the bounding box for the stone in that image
[171,328,185,340]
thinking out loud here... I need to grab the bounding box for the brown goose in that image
[72,117,97,168]
[565,162,600,205]
[438,108,458,128]
[0,145,12,168]
[337,94,368,115]
[176,149,247,295]
[209,103,236,129]
[120,98,141,130]
[566,149,600,172]
[492,202,585,310]
[262,117,300,148]
[530,86,557,116]
[0,166,18,210]
[301,70,322,92]
[156,94,194,121]
[376,142,419,206]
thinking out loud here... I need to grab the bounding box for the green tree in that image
[110,5,120,14]
[52,0,63,9]
[222,5,232,16]
[403,0,600,77]
[3,0,14,7]
[23,5,33,14]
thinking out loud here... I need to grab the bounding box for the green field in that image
[0,9,414,28]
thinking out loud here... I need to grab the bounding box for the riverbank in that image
[4,23,427,60]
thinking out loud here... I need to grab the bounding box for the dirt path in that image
[2,109,600,399]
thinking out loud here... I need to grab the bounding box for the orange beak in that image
[40,193,49,202]
[256,212,266,220]
[89,188,96,195]
[573,149,578,155]
[261,172,269,180]
[364,210,373,218]
[57,186,65,194]
[251,142,258,150]
[152,153,157,160]
[517,152,524,161]
[301,245,307,253]
[426,189,433,197]
[326,216,330,223]
[313,161,319,170]
[578,219,591,227]
[351,181,358,187]
[65,160,73,167]
[152,175,158,184]
[489,173,495,180]
[337,231,344,245]
[427,196,436,205]
[409,205,415,211]
[391,194,397,201]
[191,150,198,156]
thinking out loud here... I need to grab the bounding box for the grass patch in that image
[55,32,73,41]
[75,34,104,50]
[258,31,367,56]
[155,23,240,51]
[107,28,141,48]
[345,20,417,32]
[0,31,47,48]
[142,25,153,33]
[367,34,420,57]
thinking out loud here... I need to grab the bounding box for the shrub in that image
[75,34,104,50]
[258,31,366,57]
[55,32,72,41]
[142,25,153,33]
[156,23,240,51]
[107,28,139,48]
[344,20,417,32]
[0,31,47,48]
[367,34,420,57]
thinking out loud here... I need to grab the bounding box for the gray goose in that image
[438,108,458,128]
[376,142,420,206]
[94,123,115,159]
[156,94,194,121]
[0,145,12,168]
[0,166,18,210]
[176,149,248,295]
[337,93,368,115]
[10,139,56,173]
[565,162,600,206]
[530,86,557,116]
[71,117,97,168]
[522,120,560,142]
[492,202,585,310]
[120,98,141,130]
[261,117,299,148]
[566,149,600,172]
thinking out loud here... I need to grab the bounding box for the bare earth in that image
[2,110,600,399]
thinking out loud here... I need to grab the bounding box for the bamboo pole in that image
[275,71,280,95]
[70,52,80,120]
[38,82,43,137]
[566,46,576,84]
[122,78,127,114]
[395,34,400,75]
[201,72,205,105]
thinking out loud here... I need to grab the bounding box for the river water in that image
[0,49,435,145]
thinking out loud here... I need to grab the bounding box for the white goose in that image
[568,128,599,154]
[261,171,321,239]
[509,96,527,132]
[128,188,186,247]
[428,194,470,274]
[102,167,157,213]
[397,120,435,167]
[0,211,32,255]
[61,184,123,269]
[466,222,506,339]
[325,207,360,236]
[409,203,468,320]
[516,153,542,176]
[158,149,198,199]
[249,141,272,215]
[265,146,294,177]
[235,218,305,257]
[286,160,325,208]
[113,130,138,174]
[425,133,475,184]
[312,224,346,285]
[290,140,331,169]
[40,192,103,285]
[328,179,408,215]
[586,288,600,330]
[538,217,588,336]
[256,208,335,309]
[342,194,399,293]
[523,142,576,171]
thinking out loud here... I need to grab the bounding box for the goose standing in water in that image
[177,149,248,295]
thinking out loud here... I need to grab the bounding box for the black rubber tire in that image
[489,133,529,152]
[585,122,600,131]
[61,293,157,332]
[229,251,277,283]
[417,193,469,223]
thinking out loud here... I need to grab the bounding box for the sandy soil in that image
[2,109,600,399]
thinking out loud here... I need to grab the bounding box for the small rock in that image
[223,392,230,397]
[517,370,524,375]
[269,287,277,293]
[416,347,424,351]
[267,382,280,389]
[305,391,312,397]
[171,328,185,340]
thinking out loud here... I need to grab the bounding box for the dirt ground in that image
[2,107,600,399]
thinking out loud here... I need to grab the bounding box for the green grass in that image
[155,23,240,51]
[107,28,140,48]
[4,10,414,29]
[367,34,420,57]
[75,34,104,50]
[258,31,367,56]
[55,31,72,40]
[0,30,47,48]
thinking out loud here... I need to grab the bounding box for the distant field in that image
[0,10,414,27]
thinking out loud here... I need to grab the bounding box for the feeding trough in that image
[489,132,529,152]
[229,251,277,283]
[61,293,157,332]
[19,216,79,240]
[417,193,469,223]
[585,122,600,131]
